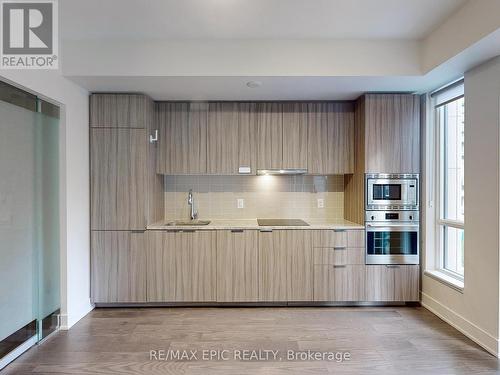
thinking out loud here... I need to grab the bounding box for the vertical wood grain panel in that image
[90,94,150,128]
[256,102,283,169]
[365,94,420,173]
[394,265,420,301]
[91,231,147,303]
[286,230,313,301]
[147,231,216,302]
[156,102,207,174]
[365,265,394,301]
[344,97,366,224]
[90,128,146,230]
[307,103,328,174]
[326,102,355,174]
[216,230,259,302]
[282,102,308,169]
[258,231,288,301]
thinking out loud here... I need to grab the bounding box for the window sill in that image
[424,270,464,293]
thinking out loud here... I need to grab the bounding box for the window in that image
[434,81,464,279]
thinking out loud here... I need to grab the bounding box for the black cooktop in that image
[257,219,310,226]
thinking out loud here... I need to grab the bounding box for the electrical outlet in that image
[317,198,324,208]
[237,198,245,209]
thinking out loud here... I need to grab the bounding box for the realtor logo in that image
[1,0,58,69]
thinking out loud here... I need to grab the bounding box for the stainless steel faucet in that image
[188,189,198,220]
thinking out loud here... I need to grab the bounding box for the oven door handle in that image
[366,224,419,232]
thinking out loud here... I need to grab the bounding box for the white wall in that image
[421,56,500,356]
[0,70,92,329]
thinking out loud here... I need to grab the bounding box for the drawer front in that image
[347,230,365,247]
[313,246,365,265]
[312,230,347,248]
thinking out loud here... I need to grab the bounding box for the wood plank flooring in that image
[4,307,499,374]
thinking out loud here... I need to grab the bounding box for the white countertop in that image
[147,218,364,230]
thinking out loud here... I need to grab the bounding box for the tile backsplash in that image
[164,175,344,220]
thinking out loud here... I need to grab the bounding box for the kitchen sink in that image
[165,220,211,226]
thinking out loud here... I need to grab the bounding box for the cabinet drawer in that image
[347,230,365,247]
[312,230,347,248]
[313,264,366,302]
[313,246,365,265]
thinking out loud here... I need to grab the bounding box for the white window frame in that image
[433,86,464,282]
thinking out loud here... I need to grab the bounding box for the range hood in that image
[256,169,307,175]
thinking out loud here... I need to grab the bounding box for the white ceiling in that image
[61,0,466,40]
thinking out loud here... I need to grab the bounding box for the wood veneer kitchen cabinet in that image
[207,102,257,174]
[256,102,283,170]
[313,265,365,302]
[282,102,308,170]
[364,94,420,173]
[90,94,151,128]
[91,231,147,303]
[90,128,147,230]
[287,230,313,301]
[258,231,288,301]
[258,230,313,302]
[365,265,419,302]
[307,102,354,174]
[156,102,208,174]
[147,231,216,302]
[216,230,259,302]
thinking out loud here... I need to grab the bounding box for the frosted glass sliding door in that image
[0,81,60,366]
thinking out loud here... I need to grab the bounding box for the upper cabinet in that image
[90,94,152,128]
[156,102,208,174]
[154,100,355,175]
[363,94,420,173]
[207,102,257,175]
[282,103,308,170]
[308,102,354,174]
[256,102,283,170]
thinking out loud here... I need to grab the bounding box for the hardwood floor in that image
[5,307,499,374]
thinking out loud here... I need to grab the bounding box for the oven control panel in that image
[365,210,419,223]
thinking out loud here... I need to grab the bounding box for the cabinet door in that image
[256,103,283,170]
[258,231,288,301]
[331,265,365,301]
[365,265,395,301]
[217,230,258,302]
[286,230,313,301]
[282,103,308,169]
[90,128,146,230]
[91,231,147,303]
[364,94,420,173]
[307,103,328,174]
[394,265,420,301]
[326,103,354,174]
[147,231,216,302]
[156,102,208,174]
[207,102,257,174]
[90,94,150,128]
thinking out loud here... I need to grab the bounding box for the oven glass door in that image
[372,184,401,201]
[366,225,419,264]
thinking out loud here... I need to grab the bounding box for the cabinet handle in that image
[333,264,347,268]
[334,229,346,233]
[259,229,273,232]
[333,246,347,250]
[231,229,244,233]
[149,129,158,144]
[386,265,400,268]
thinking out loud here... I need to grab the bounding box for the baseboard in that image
[421,291,499,357]
[60,300,94,330]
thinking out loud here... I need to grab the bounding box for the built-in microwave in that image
[365,173,419,211]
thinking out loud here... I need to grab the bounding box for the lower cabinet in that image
[216,230,259,302]
[258,230,313,302]
[314,265,365,302]
[91,230,147,303]
[147,230,217,302]
[365,265,420,302]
